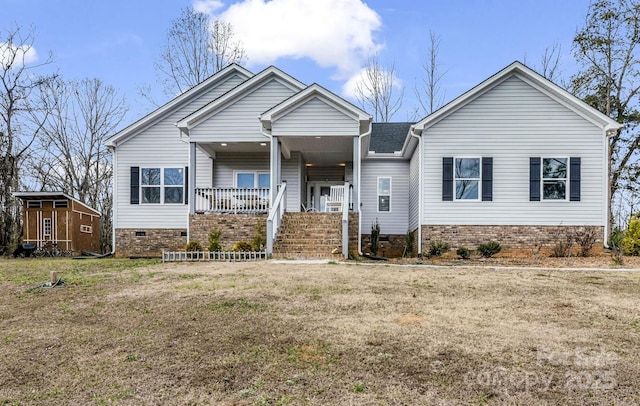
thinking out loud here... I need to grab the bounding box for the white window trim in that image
[541,156,569,202]
[140,167,185,205]
[377,176,392,213]
[43,218,52,237]
[80,224,92,233]
[233,170,271,188]
[454,156,481,202]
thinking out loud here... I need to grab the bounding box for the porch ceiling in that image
[199,141,270,156]
[281,136,353,166]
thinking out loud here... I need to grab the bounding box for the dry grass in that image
[1,256,639,405]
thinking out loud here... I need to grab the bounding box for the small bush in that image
[252,220,266,251]
[609,227,624,265]
[185,241,203,252]
[573,226,598,257]
[232,241,253,252]
[370,220,381,256]
[456,247,471,260]
[208,229,222,251]
[550,228,573,258]
[622,216,640,256]
[477,241,501,258]
[404,230,415,257]
[427,240,450,257]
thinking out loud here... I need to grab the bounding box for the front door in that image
[307,181,342,212]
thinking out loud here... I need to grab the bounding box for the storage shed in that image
[13,192,101,254]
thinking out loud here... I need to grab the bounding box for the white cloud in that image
[341,66,403,100]
[216,0,383,80]
[0,42,38,68]
[192,0,224,14]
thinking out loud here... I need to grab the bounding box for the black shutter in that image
[482,157,493,201]
[570,157,581,201]
[184,166,189,204]
[442,157,453,201]
[530,157,541,201]
[130,167,140,205]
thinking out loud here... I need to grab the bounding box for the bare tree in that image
[155,7,246,97]
[29,77,127,253]
[571,0,640,232]
[524,41,564,83]
[0,25,55,254]
[415,31,446,117]
[354,55,404,122]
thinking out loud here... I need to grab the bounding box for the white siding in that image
[213,152,270,188]
[282,152,302,211]
[409,148,420,231]
[422,75,606,226]
[114,74,246,229]
[195,146,213,188]
[361,160,410,234]
[272,97,359,136]
[188,79,297,142]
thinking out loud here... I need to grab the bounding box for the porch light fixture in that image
[220,143,228,146]
[315,136,322,139]
[305,163,313,167]
[339,163,346,167]
[260,142,267,146]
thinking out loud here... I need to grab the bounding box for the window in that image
[542,158,567,200]
[27,201,42,208]
[455,157,480,200]
[80,225,92,233]
[140,167,184,204]
[54,200,68,208]
[235,171,270,188]
[43,218,51,237]
[378,177,391,212]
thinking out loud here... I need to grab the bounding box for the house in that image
[13,191,101,254]
[106,61,621,258]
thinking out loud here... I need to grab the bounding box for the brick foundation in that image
[189,212,268,251]
[421,225,605,256]
[361,233,408,258]
[115,228,187,257]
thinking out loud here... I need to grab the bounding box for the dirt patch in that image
[1,257,639,405]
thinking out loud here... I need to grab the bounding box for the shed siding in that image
[188,79,297,142]
[272,97,359,136]
[422,75,605,226]
[361,160,410,234]
[409,148,420,231]
[114,74,245,229]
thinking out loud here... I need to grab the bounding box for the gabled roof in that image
[105,63,253,147]
[412,61,622,135]
[13,191,101,216]
[369,122,414,153]
[176,66,306,132]
[260,83,371,135]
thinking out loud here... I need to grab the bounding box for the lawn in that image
[1,257,639,405]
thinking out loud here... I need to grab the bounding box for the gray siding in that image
[422,75,606,226]
[272,97,359,136]
[282,152,302,211]
[114,74,246,229]
[409,148,420,231]
[188,79,297,142]
[213,152,270,188]
[361,160,410,235]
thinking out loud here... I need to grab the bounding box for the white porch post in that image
[352,136,359,211]
[270,136,280,203]
[189,142,196,215]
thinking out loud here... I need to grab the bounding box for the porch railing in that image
[266,182,287,255]
[194,188,270,213]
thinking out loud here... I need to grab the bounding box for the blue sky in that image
[1,0,591,126]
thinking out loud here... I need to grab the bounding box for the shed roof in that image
[13,191,101,216]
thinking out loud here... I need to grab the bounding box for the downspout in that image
[109,145,117,256]
[604,128,612,248]
[410,128,423,256]
[357,122,373,255]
